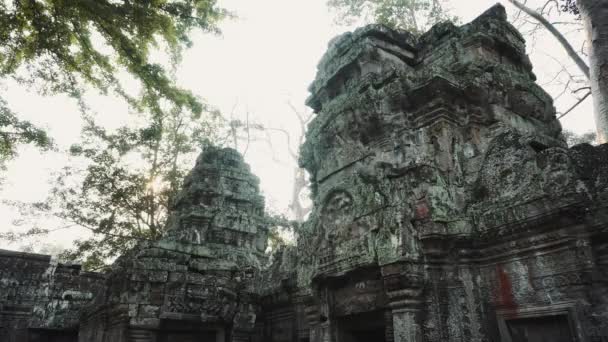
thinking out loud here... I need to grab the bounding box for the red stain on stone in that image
[415,199,430,219]
[495,264,518,314]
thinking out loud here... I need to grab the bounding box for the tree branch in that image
[264,127,298,159]
[507,0,590,79]
[558,91,592,119]
[242,109,251,157]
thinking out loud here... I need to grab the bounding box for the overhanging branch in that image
[558,91,592,119]
[507,0,590,79]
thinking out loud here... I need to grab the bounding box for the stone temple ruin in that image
[2,4,608,342]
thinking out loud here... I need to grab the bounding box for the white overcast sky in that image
[0,0,595,252]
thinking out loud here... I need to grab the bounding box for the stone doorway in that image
[157,331,217,342]
[27,329,78,342]
[336,310,386,342]
[505,315,574,342]
[157,319,223,342]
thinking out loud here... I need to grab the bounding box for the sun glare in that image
[147,176,164,193]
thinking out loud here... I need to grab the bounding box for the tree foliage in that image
[18,242,69,262]
[327,0,456,35]
[0,97,50,171]
[563,129,596,146]
[5,108,222,270]
[0,0,227,112]
[559,0,579,15]
[0,0,233,266]
[0,0,227,164]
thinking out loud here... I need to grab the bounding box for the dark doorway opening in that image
[158,331,217,342]
[506,315,574,342]
[158,319,219,342]
[28,329,78,342]
[337,310,386,342]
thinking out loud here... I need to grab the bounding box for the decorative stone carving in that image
[76,146,269,342]
[290,3,608,342]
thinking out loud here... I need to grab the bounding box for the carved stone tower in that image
[257,4,608,342]
[79,146,269,342]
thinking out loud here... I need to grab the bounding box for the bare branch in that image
[541,52,587,87]
[558,91,592,119]
[581,39,588,57]
[573,86,591,93]
[507,0,590,79]
[287,100,306,126]
[0,224,79,241]
[540,0,559,15]
[264,127,298,159]
[286,100,314,128]
[512,4,525,23]
[551,21,584,27]
[541,67,567,86]
[242,109,251,157]
[555,78,572,100]
[261,130,288,165]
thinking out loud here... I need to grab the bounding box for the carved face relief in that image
[175,216,210,244]
[480,135,539,200]
[537,149,574,194]
[321,190,354,243]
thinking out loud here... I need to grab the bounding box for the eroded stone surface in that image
[78,146,269,342]
[264,4,608,342]
[0,250,104,341]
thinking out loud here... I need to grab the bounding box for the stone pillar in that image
[304,303,322,342]
[294,294,312,342]
[320,321,332,342]
[127,328,155,342]
[391,306,423,342]
[230,329,252,342]
[383,262,425,342]
[230,303,257,342]
[387,286,424,342]
[384,310,395,342]
[304,301,334,342]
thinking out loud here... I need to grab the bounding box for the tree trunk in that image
[579,0,608,143]
[290,167,311,222]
